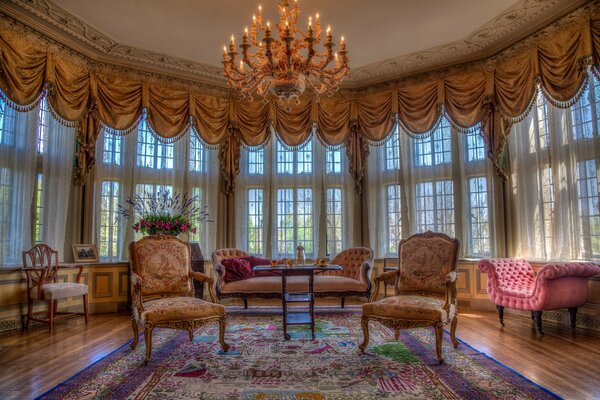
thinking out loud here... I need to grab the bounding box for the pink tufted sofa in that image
[212,248,374,308]
[478,258,600,333]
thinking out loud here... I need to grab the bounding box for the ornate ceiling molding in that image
[0,0,591,90]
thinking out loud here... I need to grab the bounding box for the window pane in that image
[189,187,204,243]
[414,119,451,166]
[248,188,264,255]
[297,141,313,174]
[34,173,44,244]
[136,121,174,169]
[296,188,313,255]
[466,129,485,162]
[576,159,600,258]
[37,99,49,154]
[276,141,294,174]
[386,184,402,254]
[415,180,454,236]
[0,101,16,146]
[102,132,123,165]
[536,94,550,149]
[276,188,295,256]
[99,181,120,260]
[248,149,264,175]
[385,131,400,170]
[0,168,12,262]
[468,176,490,257]
[326,149,342,174]
[189,134,205,172]
[572,87,595,141]
[326,188,342,256]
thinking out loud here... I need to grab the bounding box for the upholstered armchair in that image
[129,235,229,364]
[22,244,89,333]
[322,247,374,307]
[478,259,600,333]
[360,231,460,364]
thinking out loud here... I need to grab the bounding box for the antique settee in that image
[478,258,600,334]
[211,248,374,307]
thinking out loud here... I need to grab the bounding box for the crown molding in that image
[0,0,592,91]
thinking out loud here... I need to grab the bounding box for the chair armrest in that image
[445,271,458,283]
[443,271,458,310]
[130,272,145,313]
[370,269,398,302]
[190,271,218,303]
[58,264,84,283]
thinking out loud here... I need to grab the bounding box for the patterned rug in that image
[39,307,559,399]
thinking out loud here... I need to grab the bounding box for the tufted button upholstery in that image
[211,249,250,290]
[327,247,374,283]
[478,259,600,311]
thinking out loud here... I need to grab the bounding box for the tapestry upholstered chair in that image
[478,259,600,334]
[359,231,460,364]
[22,244,89,333]
[129,235,229,364]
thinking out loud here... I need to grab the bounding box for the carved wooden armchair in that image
[129,235,229,364]
[359,231,460,364]
[22,244,89,333]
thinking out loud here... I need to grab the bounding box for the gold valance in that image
[0,4,598,190]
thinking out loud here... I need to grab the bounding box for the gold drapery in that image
[0,4,598,192]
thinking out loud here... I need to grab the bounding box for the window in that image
[326,149,342,174]
[99,181,120,260]
[247,188,264,255]
[276,188,313,257]
[189,187,204,243]
[576,159,600,258]
[385,131,400,170]
[136,121,174,169]
[276,140,312,174]
[326,188,342,255]
[537,95,550,149]
[0,168,11,261]
[33,174,44,243]
[468,177,490,257]
[415,180,455,236]
[248,149,264,175]
[386,184,402,254]
[134,183,173,239]
[540,167,555,257]
[189,134,205,172]
[36,100,49,154]
[103,134,123,165]
[466,129,486,162]
[414,119,451,166]
[0,102,16,146]
[571,88,595,141]
[33,100,51,243]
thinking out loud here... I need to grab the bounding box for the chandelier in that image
[222,0,349,106]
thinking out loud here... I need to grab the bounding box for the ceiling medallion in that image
[222,0,349,108]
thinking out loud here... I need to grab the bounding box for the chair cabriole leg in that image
[359,316,369,353]
[131,320,139,349]
[144,327,153,364]
[450,316,459,348]
[219,317,230,352]
[434,324,444,364]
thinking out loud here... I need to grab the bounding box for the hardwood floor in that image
[1,303,600,399]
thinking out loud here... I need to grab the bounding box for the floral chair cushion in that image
[362,295,455,322]
[397,234,458,295]
[140,297,225,325]
[133,238,192,296]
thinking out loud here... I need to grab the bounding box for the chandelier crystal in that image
[222,0,349,106]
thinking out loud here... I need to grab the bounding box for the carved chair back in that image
[22,244,60,298]
[129,235,193,301]
[396,231,459,297]
[328,247,374,281]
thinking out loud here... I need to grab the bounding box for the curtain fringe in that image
[367,118,399,147]
[540,74,589,109]
[147,122,189,144]
[190,123,222,150]
[46,101,81,128]
[502,80,540,124]
[270,123,314,151]
[99,112,144,136]
[400,111,444,140]
[0,89,45,112]
[313,124,347,150]
[239,136,272,151]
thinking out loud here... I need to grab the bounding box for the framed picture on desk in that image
[72,244,99,263]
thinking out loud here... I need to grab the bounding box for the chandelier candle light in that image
[222,0,349,106]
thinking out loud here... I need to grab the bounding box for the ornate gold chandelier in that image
[222,0,349,105]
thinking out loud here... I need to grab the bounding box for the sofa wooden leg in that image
[341,297,345,308]
[243,298,248,309]
[533,311,544,334]
[568,307,577,329]
[496,305,504,326]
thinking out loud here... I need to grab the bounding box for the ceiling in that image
[0,0,590,87]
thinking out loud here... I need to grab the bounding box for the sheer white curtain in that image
[39,110,76,258]
[235,134,355,259]
[93,117,219,261]
[0,100,38,265]
[367,119,498,258]
[508,77,600,260]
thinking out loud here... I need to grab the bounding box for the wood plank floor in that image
[1,302,600,399]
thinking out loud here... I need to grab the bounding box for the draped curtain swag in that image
[0,4,599,191]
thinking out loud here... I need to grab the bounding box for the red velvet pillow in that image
[221,258,254,282]
[244,256,282,276]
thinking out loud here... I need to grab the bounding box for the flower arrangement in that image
[118,188,212,236]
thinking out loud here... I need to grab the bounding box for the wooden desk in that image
[253,264,342,340]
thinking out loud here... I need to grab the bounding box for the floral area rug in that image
[39,307,559,399]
